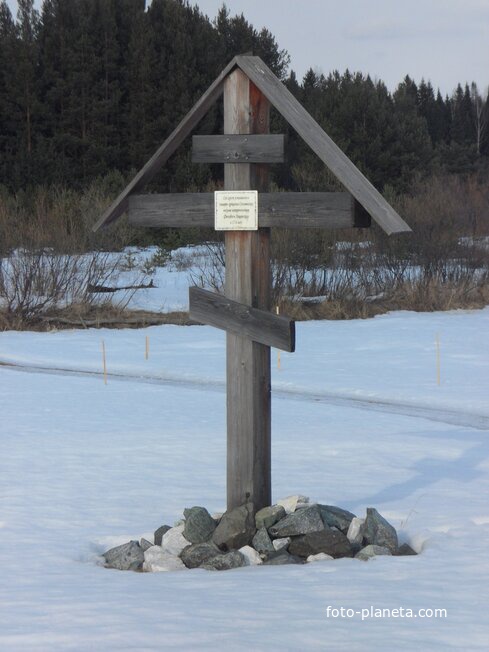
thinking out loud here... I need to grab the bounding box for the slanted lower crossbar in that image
[189,286,295,352]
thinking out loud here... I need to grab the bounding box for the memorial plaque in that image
[214,190,258,231]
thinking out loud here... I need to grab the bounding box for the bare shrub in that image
[188,242,226,293]
[0,248,149,329]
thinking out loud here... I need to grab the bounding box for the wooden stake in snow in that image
[145,335,150,360]
[276,306,281,370]
[436,333,441,386]
[101,340,107,385]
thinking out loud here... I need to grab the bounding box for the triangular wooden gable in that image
[93,55,411,235]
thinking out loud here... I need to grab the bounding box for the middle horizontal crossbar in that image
[128,192,370,229]
[189,286,295,352]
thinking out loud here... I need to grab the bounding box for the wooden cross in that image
[93,55,411,514]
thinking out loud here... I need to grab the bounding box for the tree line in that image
[0,0,488,195]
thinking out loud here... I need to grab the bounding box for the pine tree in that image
[0,1,16,186]
[451,83,474,144]
[37,0,76,183]
[433,90,451,144]
[125,1,153,168]
[215,5,289,79]
[480,90,489,156]
[417,79,441,144]
[7,0,40,186]
[390,86,433,188]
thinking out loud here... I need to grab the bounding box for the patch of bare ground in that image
[0,305,194,332]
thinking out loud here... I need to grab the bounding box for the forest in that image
[0,0,487,193]
[0,0,488,328]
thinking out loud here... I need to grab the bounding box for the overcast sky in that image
[7,0,488,96]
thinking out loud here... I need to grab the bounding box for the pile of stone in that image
[102,496,416,572]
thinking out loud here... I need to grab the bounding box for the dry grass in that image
[281,279,489,321]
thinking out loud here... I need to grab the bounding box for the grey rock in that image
[202,551,247,571]
[180,541,222,569]
[318,505,356,533]
[212,502,256,551]
[255,505,286,530]
[364,508,398,553]
[154,525,171,546]
[268,505,324,538]
[288,529,353,559]
[252,527,275,554]
[395,543,417,556]
[355,544,392,561]
[140,538,154,552]
[263,551,303,565]
[183,506,216,544]
[103,540,144,571]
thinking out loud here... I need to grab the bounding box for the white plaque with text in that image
[214,190,258,231]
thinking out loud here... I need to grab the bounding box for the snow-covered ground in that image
[1,267,489,649]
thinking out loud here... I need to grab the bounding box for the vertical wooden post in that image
[224,69,271,511]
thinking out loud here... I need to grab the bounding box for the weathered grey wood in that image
[192,134,284,163]
[189,287,295,352]
[235,55,411,235]
[128,192,355,229]
[92,56,240,231]
[224,69,272,512]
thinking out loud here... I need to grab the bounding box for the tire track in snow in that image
[1,358,488,431]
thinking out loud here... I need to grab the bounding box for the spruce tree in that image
[8,0,40,186]
[0,1,16,186]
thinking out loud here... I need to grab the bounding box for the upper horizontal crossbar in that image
[192,134,285,163]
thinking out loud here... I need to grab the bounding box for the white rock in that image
[273,537,291,551]
[347,517,365,545]
[143,546,186,572]
[307,553,334,562]
[276,495,310,514]
[161,524,190,557]
[239,545,263,566]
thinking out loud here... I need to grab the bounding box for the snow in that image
[121,245,216,313]
[1,290,489,648]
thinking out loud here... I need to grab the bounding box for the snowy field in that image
[1,298,489,649]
